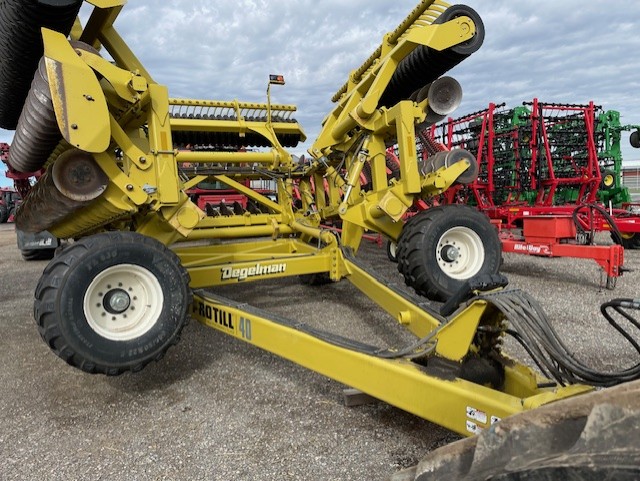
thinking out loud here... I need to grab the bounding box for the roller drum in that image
[15,167,86,233]
[171,129,303,149]
[378,5,484,108]
[51,148,108,201]
[419,148,478,185]
[413,76,463,125]
[8,40,101,173]
[15,149,108,233]
[425,76,462,116]
[8,58,60,173]
[0,0,83,129]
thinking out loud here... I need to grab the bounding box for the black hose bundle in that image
[478,290,640,387]
[572,203,624,245]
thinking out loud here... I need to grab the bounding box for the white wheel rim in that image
[435,226,484,280]
[83,264,163,341]
[388,241,397,259]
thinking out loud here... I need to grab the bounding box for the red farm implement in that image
[421,100,640,287]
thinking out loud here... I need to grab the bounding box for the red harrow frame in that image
[420,100,640,287]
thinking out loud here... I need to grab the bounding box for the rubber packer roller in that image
[0,0,83,129]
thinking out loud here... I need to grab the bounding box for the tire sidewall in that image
[404,205,502,301]
[601,170,615,190]
[617,232,640,249]
[422,208,501,297]
[57,240,186,367]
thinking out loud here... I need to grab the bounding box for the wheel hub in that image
[436,226,485,280]
[83,264,163,341]
[440,244,460,262]
[103,289,131,314]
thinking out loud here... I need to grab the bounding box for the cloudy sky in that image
[2,0,640,186]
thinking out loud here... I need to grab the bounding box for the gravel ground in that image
[1,222,638,480]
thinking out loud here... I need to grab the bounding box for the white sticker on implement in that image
[491,416,501,425]
[466,406,487,424]
[466,420,481,434]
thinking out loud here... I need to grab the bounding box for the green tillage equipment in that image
[434,100,639,209]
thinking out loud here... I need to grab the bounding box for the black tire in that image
[613,232,640,249]
[393,380,640,481]
[601,169,616,190]
[8,57,61,173]
[34,231,191,375]
[434,4,485,56]
[0,204,7,223]
[396,205,501,301]
[21,248,55,261]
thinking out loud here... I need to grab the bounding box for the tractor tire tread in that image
[397,205,501,301]
[34,232,191,376]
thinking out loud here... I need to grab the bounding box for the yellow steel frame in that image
[176,234,593,437]
[19,0,596,436]
[189,254,592,437]
[38,0,477,250]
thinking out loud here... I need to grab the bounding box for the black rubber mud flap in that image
[17,229,58,261]
[16,228,59,250]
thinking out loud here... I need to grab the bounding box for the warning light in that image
[269,74,285,85]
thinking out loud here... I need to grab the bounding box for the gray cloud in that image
[2,0,640,185]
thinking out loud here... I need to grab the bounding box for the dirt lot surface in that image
[1,222,638,480]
